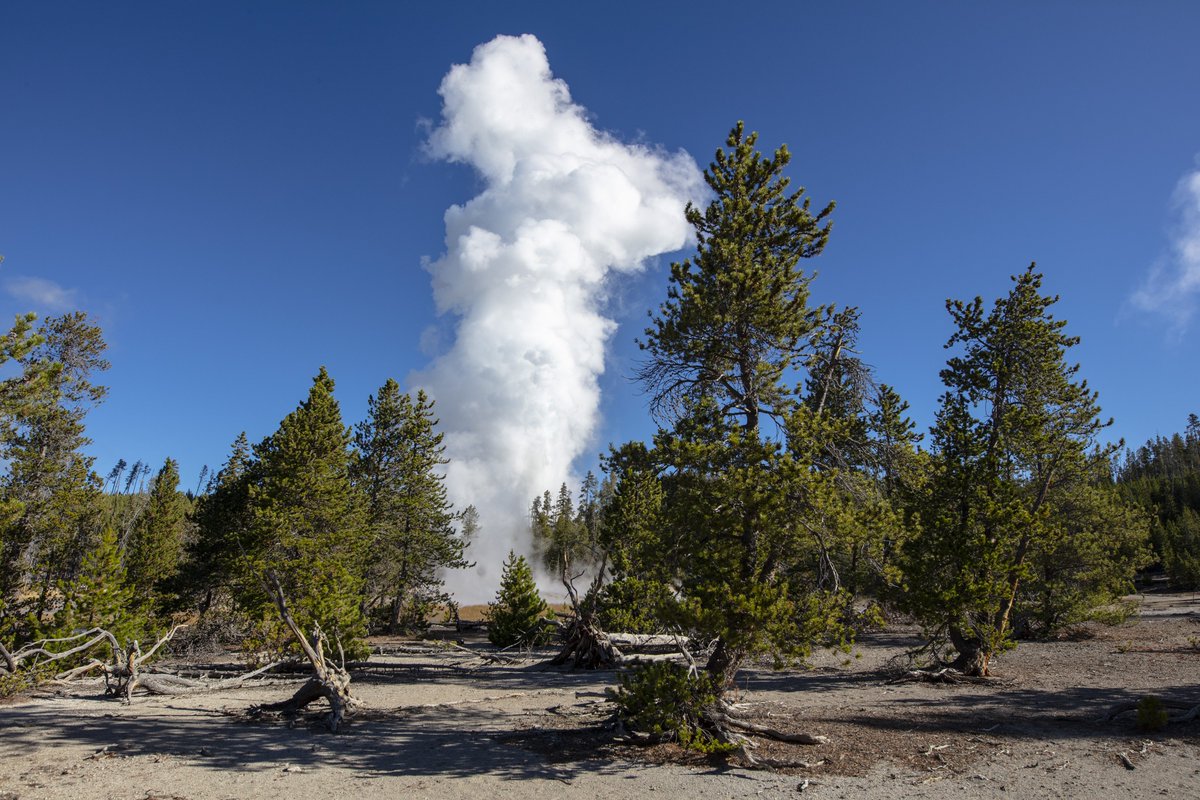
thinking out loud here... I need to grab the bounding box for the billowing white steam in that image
[416,35,701,602]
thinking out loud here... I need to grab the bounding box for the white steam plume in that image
[415,35,701,603]
[1130,167,1200,337]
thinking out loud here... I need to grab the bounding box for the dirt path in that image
[1,594,1196,799]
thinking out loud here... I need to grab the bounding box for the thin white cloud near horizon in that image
[3,274,80,314]
[1130,167,1200,336]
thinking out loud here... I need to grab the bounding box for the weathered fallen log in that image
[606,634,688,653]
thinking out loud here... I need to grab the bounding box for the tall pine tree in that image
[244,368,368,657]
[900,266,1147,674]
[353,381,467,633]
[124,457,188,605]
[635,122,853,696]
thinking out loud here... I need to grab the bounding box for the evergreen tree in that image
[183,432,257,614]
[0,312,108,624]
[486,551,550,648]
[595,442,675,634]
[635,122,855,693]
[353,381,467,633]
[899,266,1147,674]
[244,368,368,658]
[124,457,188,603]
[52,525,146,646]
[1115,414,1200,587]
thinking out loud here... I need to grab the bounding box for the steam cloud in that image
[416,35,701,602]
[1131,168,1200,336]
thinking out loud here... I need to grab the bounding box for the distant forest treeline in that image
[1115,415,1200,587]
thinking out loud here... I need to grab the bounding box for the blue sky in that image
[3,1,1200,497]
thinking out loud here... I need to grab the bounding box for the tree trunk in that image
[705,638,743,690]
[548,557,620,669]
[254,573,360,731]
[948,626,990,677]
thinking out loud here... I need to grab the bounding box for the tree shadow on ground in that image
[828,682,1200,741]
[0,700,624,782]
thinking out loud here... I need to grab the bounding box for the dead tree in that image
[249,573,359,731]
[548,555,622,669]
[1,625,186,700]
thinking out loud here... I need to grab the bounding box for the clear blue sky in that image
[3,1,1199,493]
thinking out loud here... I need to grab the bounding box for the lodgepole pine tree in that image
[1,313,108,624]
[124,457,188,604]
[183,432,257,614]
[631,124,863,749]
[487,552,549,648]
[899,266,1145,675]
[244,368,368,658]
[353,381,468,633]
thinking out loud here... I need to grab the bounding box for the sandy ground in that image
[1,593,1197,799]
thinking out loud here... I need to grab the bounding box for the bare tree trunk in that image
[548,556,621,669]
[705,638,743,690]
[251,573,359,731]
[948,626,990,677]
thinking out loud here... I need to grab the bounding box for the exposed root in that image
[249,573,360,732]
[887,667,990,685]
[549,618,622,670]
[710,711,829,745]
[1106,699,1200,725]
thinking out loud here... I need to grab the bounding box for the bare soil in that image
[1,592,1197,799]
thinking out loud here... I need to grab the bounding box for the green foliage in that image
[487,551,550,648]
[1137,695,1169,731]
[1116,416,1200,588]
[0,312,108,624]
[353,381,468,634]
[596,576,675,634]
[638,122,833,424]
[1015,481,1150,638]
[609,661,733,753]
[52,526,148,648]
[124,457,188,606]
[630,123,887,692]
[899,267,1147,672]
[242,368,369,660]
[181,433,257,614]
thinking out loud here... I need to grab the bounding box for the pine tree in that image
[487,552,549,648]
[899,266,1147,674]
[635,122,851,693]
[244,368,368,658]
[353,381,467,633]
[0,312,108,624]
[52,525,146,646]
[124,457,188,603]
[183,432,257,614]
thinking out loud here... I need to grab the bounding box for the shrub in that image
[1137,695,1169,730]
[487,552,550,648]
[608,661,734,753]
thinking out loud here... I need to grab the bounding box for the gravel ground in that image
[1,592,1197,799]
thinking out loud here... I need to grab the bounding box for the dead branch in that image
[887,667,990,685]
[0,628,118,676]
[249,572,360,731]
